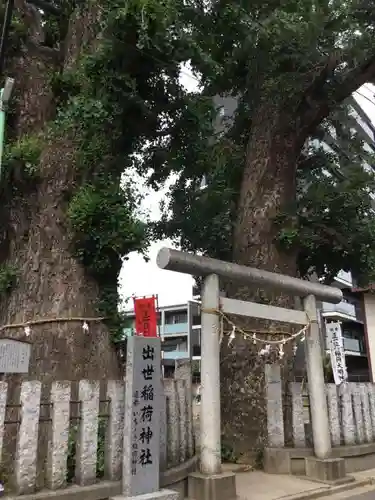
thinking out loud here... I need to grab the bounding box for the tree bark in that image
[2,2,121,384]
[233,106,304,276]
[1,3,122,489]
[220,104,307,462]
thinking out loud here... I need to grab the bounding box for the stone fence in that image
[0,374,196,499]
[265,364,375,475]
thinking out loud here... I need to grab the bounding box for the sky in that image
[119,69,200,308]
[119,74,375,309]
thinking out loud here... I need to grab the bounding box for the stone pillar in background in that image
[265,364,284,448]
[175,360,194,457]
[15,381,41,494]
[326,385,340,447]
[105,381,125,480]
[359,384,372,443]
[47,382,71,489]
[290,382,305,447]
[76,380,100,486]
[340,383,356,446]
[352,384,365,444]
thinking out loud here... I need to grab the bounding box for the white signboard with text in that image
[123,336,162,496]
[0,338,31,373]
[326,322,348,386]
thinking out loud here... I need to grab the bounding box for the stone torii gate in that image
[157,247,346,500]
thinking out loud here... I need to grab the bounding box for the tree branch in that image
[15,0,44,44]
[26,38,61,62]
[27,0,61,16]
[302,50,341,99]
[298,50,375,139]
[331,53,375,104]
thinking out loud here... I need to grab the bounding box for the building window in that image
[162,336,187,353]
[178,340,187,351]
[163,338,180,352]
[165,312,188,324]
[192,314,201,326]
[192,345,201,357]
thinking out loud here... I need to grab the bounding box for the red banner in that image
[133,296,158,337]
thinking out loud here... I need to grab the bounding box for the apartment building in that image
[320,271,369,380]
[124,301,201,375]
[318,93,375,380]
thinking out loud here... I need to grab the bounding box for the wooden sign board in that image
[0,338,31,373]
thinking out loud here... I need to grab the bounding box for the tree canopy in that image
[135,0,375,286]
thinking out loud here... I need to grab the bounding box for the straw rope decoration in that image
[0,316,106,338]
[202,307,310,359]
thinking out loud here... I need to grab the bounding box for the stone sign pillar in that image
[111,335,178,500]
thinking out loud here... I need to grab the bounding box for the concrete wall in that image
[0,457,199,500]
[264,443,375,475]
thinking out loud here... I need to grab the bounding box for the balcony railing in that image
[162,323,188,336]
[163,351,189,360]
[322,301,356,318]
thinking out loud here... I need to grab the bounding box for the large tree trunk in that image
[1,2,121,488]
[233,106,303,275]
[220,104,307,462]
[1,1,121,385]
